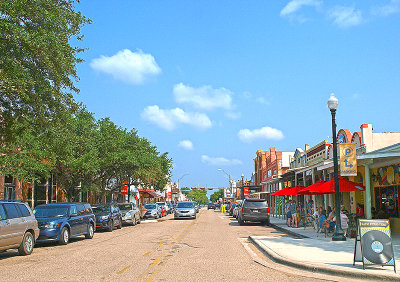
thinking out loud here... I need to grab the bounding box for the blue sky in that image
[74,0,400,192]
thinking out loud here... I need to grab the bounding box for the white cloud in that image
[173,83,233,111]
[90,49,161,84]
[141,105,212,131]
[256,97,270,105]
[178,140,194,150]
[328,6,363,28]
[201,155,242,166]
[225,112,241,120]
[280,0,320,16]
[371,0,400,16]
[238,126,284,143]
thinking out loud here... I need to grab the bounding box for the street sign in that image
[340,143,357,176]
[354,219,396,272]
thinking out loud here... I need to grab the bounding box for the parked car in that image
[156,202,169,215]
[118,203,141,226]
[237,199,270,226]
[207,202,216,210]
[0,201,39,255]
[229,203,238,216]
[233,202,241,218]
[143,204,161,219]
[174,201,196,219]
[167,202,174,213]
[34,203,95,245]
[92,204,122,232]
[193,202,199,213]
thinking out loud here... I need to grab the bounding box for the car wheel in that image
[137,216,141,224]
[117,218,122,229]
[85,223,94,239]
[107,220,114,232]
[238,217,244,226]
[59,227,69,245]
[18,232,34,255]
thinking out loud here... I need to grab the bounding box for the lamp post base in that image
[332,233,347,241]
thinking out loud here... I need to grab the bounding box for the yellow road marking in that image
[169,234,174,238]
[117,265,131,274]
[143,251,151,256]
[159,242,164,246]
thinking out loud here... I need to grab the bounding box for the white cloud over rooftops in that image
[238,126,284,143]
[173,83,233,111]
[201,155,242,166]
[178,140,194,150]
[141,105,212,131]
[90,49,161,84]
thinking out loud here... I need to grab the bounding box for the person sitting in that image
[356,203,364,218]
[326,207,336,235]
[333,211,349,237]
[318,210,327,232]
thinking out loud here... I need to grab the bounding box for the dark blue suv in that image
[34,203,96,245]
[92,204,122,232]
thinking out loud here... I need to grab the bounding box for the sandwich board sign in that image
[353,219,396,273]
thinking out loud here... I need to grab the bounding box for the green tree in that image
[180,187,190,195]
[187,189,208,205]
[210,189,223,203]
[0,0,90,142]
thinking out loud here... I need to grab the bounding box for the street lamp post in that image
[217,168,232,198]
[328,93,346,241]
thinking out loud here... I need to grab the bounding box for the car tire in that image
[85,223,94,239]
[137,216,141,224]
[117,218,122,229]
[107,220,114,232]
[265,220,270,226]
[59,227,69,245]
[18,232,34,256]
[238,217,244,226]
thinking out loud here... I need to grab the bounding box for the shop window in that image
[375,185,399,218]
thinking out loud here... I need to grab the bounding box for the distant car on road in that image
[118,203,141,226]
[193,202,199,213]
[0,201,39,255]
[237,199,270,226]
[143,204,161,219]
[34,203,95,245]
[92,204,122,232]
[156,202,169,216]
[174,201,196,220]
[207,203,216,210]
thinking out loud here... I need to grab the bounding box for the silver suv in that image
[0,201,40,255]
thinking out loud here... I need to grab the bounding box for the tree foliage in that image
[186,189,208,205]
[210,189,223,203]
[0,0,90,142]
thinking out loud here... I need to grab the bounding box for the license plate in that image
[253,209,259,213]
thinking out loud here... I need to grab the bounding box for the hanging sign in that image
[339,143,357,176]
[244,186,249,197]
[121,181,129,195]
[353,219,396,272]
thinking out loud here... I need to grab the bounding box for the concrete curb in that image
[249,236,400,281]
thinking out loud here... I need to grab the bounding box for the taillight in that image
[242,206,244,213]
[267,207,270,213]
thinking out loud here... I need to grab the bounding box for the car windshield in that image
[34,206,69,218]
[177,202,194,208]
[92,205,111,214]
[118,204,131,211]
[145,204,156,209]
[245,201,267,208]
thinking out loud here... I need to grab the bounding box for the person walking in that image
[290,200,298,228]
[286,200,292,227]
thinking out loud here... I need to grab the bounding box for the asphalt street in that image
[0,209,360,281]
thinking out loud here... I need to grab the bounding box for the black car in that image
[207,203,216,210]
[92,204,122,232]
[237,199,270,226]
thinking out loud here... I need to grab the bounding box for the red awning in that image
[271,186,292,196]
[307,177,365,194]
[285,185,306,195]
[271,185,305,196]
[298,180,326,195]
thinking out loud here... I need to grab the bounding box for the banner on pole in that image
[339,143,357,176]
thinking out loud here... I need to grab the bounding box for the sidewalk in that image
[249,217,400,281]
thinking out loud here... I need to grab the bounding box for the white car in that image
[156,202,171,214]
[118,203,141,225]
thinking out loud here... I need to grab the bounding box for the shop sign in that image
[354,219,396,272]
[121,181,128,195]
[244,186,249,197]
[168,192,171,199]
[339,143,357,176]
